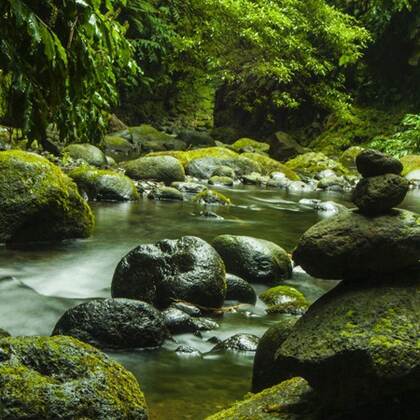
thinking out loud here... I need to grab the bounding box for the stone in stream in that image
[351,173,409,215]
[225,273,257,304]
[147,186,184,201]
[212,235,292,284]
[212,165,235,178]
[210,333,259,353]
[287,180,316,193]
[193,189,231,206]
[124,155,185,184]
[356,149,403,177]
[0,150,94,245]
[0,335,148,419]
[252,319,297,393]
[208,175,234,186]
[293,209,420,280]
[52,298,168,349]
[275,279,420,410]
[259,285,309,315]
[162,306,218,335]
[171,181,207,194]
[63,143,107,167]
[112,236,226,309]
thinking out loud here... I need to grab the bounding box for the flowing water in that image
[0,185,418,419]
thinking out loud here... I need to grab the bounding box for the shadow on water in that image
[0,185,417,419]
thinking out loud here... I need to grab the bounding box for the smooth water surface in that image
[0,186,418,419]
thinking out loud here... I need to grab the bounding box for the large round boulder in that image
[275,280,420,409]
[293,209,420,280]
[69,167,139,201]
[212,235,292,284]
[0,335,148,419]
[52,298,167,349]
[112,236,226,308]
[352,174,409,215]
[0,150,94,244]
[356,149,403,177]
[63,143,107,167]
[124,156,185,184]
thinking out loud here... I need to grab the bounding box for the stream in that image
[0,185,418,419]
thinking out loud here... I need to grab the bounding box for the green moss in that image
[103,135,133,152]
[241,152,300,179]
[231,138,270,153]
[339,146,364,169]
[285,152,349,177]
[400,155,420,176]
[193,189,231,206]
[260,285,309,315]
[63,143,107,167]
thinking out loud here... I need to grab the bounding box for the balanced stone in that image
[352,174,409,215]
[356,149,403,177]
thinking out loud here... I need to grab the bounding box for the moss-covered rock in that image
[231,138,270,153]
[400,154,420,176]
[206,377,316,420]
[259,286,309,315]
[212,235,292,284]
[0,335,148,419]
[212,165,235,178]
[63,143,107,167]
[356,149,403,177]
[293,209,420,280]
[103,135,134,153]
[275,280,420,409]
[208,176,234,186]
[148,186,184,201]
[339,146,364,169]
[193,189,231,206]
[0,150,94,244]
[69,166,139,201]
[124,156,185,184]
[129,124,186,152]
[252,319,297,392]
[242,152,300,179]
[285,152,349,177]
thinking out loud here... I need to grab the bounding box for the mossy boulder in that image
[177,129,215,146]
[356,149,403,177]
[352,174,409,215]
[259,286,309,315]
[148,186,184,201]
[124,156,185,184]
[212,235,292,284]
[339,146,364,169]
[293,209,420,280]
[212,165,235,178]
[103,135,134,153]
[241,152,300,179]
[112,236,226,309]
[193,189,231,206]
[63,143,107,167]
[275,280,420,409]
[129,124,186,152]
[0,335,148,419]
[231,138,270,153]
[0,150,94,244]
[69,167,139,201]
[225,273,257,304]
[207,377,316,420]
[285,152,349,177]
[400,154,420,176]
[252,319,297,392]
[208,176,234,186]
[52,298,167,350]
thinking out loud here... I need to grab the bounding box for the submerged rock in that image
[211,333,259,352]
[275,280,420,409]
[193,189,231,206]
[356,149,403,177]
[293,209,420,279]
[0,150,94,244]
[0,335,148,419]
[225,273,257,304]
[112,236,226,308]
[52,298,167,349]
[252,319,297,392]
[124,156,185,184]
[259,285,309,315]
[352,174,409,215]
[63,143,107,167]
[212,235,292,284]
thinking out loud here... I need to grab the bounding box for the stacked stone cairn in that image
[210,150,419,419]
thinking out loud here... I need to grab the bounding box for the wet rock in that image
[356,149,403,177]
[287,181,316,193]
[225,273,257,304]
[212,235,292,284]
[63,143,107,167]
[208,175,234,186]
[0,151,94,244]
[195,210,224,220]
[352,174,409,215]
[317,175,350,192]
[69,167,139,201]
[252,319,298,392]
[124,156,185,184]
[231,138,270,154]
[285,152,349,177]
[52,298,167,349]
[177,129,215,147]
[103,135,134,155]
[175,345,202,356]
[148,186,184,201]
[212,165,235,178]
[243,172,270,185]
[299,199,346,215]
[193,189,231,206]
[275,281,420,409]
[112,236,226,308]
[162,307,218,334]
[171,181,207,194]
[294,209,420,279]
[211,333,259,352]
[316,169,336,179]
[267,172,291,188]
[0,336,148,419]
[259,285,309,315]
